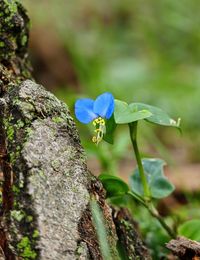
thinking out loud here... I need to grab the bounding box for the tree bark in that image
[0,1,151,259]
[166,236,200,259]
[113,208,151,260]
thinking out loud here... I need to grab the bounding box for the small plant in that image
[75,92,181,239]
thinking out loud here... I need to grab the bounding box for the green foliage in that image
[114,99,152,124]
[129,103,180,128]
[178,219,200,241]
[113,99,179,127]
[130,158,175,199]
[103,115,117,144]
[90,200,113,260]
[99,174,129,198]
[17,237,37,259]
[134,206,171,259]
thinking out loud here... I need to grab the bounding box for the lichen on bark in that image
[0,0,31,80]
[0,80,120,259]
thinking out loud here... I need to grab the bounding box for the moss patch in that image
[17,237,37,260]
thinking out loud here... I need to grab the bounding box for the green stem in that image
[129,191,176,238]
[128,121,176,238]
[147,203,176,238]
[128,122,150,200]
[127,191,146,206]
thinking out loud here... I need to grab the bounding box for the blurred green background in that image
[22,0,200,166]
[22,0,200,257]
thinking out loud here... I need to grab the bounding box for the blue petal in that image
[75,98,98,124]
[93,92,114,119]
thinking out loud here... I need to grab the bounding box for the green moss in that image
[9,151,16,163]
[16,119,25,129]
[72,186,79,193]
[6,124,14,141]
[21,35,28,46]
[121,219,131,230]
[52,116,65,123]
[51,159,60,171]
[3,115,15,141]
[0,191,2,206]
[9,150,20,164]
[26,215,33,223]
[25,127,33,136]
[38,170,46,180]
[32,230,39,239]
[19,176,24,188]
[16,145,21,151]
[4,0,17,15]
[12,185,20,194]
[13,199,18,208]
[0,0,31,74]
[76,244,84,256]
[17,237,37,260]
[11,210,25,222]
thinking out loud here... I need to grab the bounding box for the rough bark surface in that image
[0,80,120,259]
[113,208,151,260]
[0,1,151,259]
[166,236,200,260]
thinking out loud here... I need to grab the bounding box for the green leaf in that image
[99,174,129,198]
[103,114,117,144]
[178,219,200,241]
[114,99,152,124]
[130,158,175,199]
[90,200,113,260]
[129,103,180,127]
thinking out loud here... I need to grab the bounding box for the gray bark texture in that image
[0,80,119,259]
[0,0,151,259]
[166,236,200,259]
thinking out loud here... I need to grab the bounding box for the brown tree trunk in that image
[0,1,151,259]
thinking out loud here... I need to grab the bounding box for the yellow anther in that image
[100,119,105,125]
[92,117,106,145]
[92,136,97,143]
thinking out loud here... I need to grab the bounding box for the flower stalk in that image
[129,122,151,201]
[129,121,176,238]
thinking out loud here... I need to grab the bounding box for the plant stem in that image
[128,122,150,200]
[129,192,176,238]
[128,121,176,238]
[147,203,176,238]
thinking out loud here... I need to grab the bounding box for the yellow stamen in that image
[100,120,105,125]
[92,136,97,143]
[92,117,106,145]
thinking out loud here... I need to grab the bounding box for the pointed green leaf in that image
[129,103,180,128]
[99,174,129,198]
[114,99,152,124]
[103,114,117,144]
[130,158,175,199]
[178,219,200,241]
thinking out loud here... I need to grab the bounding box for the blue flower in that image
[75,92,114,144]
